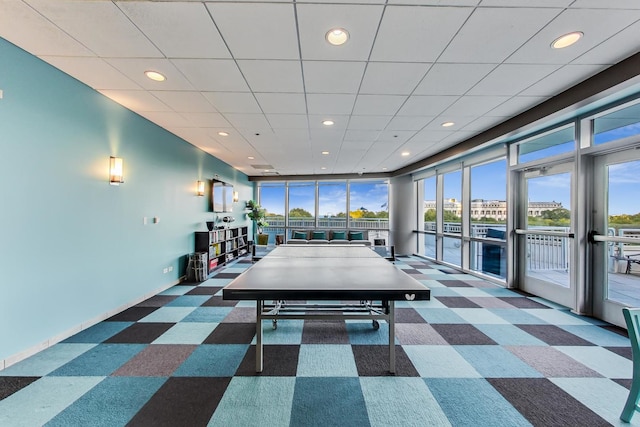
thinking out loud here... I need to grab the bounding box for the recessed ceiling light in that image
[322,120,334,126]
[144,70,166,82]
[218,131,229,137]
[382,167,387,171]
[441,121,455,127]
[248,156,255,160]
[326,28,349,46]
[551,31,583,49]
[401,151,410,157]
[321,167,327,170]
[321,151,330,155]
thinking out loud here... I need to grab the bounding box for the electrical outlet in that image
[168,266,173,272]
[163,268,168,273]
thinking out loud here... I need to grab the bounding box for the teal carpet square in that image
[62,321,132,343]
[559,325,631,346]
[346,321,391,345]
[181,306,233,322]
[297,344,358,377]
[209,377,296,427]
[158,286,194,296]
[403,345,481,378]
[489,308,550,324]
[139,306,197,323]
[258,319,304,344]
[475,324,547,346]
[290,377,369,427]
[173,344,248,377]
[152,322,218,344]
[0,344,97,377]
[47,344,147,376]
[426,378,531,426]
[165,295,212,307]
[415,308,467,324]
[45,376,165,426]
[454,345,543,378]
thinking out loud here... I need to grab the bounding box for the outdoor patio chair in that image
[626,254,640,274]
[621,307,640,422]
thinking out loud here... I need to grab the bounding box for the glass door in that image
[592,149,640,326]
[515,162,575,308]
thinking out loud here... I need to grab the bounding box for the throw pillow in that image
[312,231,327,240]
[331,231,346,240]
[349,231,364,241]
[293,231,307,239]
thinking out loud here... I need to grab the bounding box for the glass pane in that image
[594,102,640,145]
[443,170,461,235]
[319,182,347,229]
[349,180,389,232]
[518,127,575,163]
[423,176,436,232]
[424,234,436,259]
[606,160,640,305]
[525,172,572,288]
[288,182,315,228]
[259,183,285,244]
[443,236,461,266]
[470,159,507,279]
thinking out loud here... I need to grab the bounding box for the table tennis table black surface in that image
[223,245,431,373]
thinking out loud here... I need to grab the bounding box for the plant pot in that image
[206,221,215,231]
[257,234,269,245]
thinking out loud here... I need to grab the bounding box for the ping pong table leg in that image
[256,299,263,373]
[389,301,395,374]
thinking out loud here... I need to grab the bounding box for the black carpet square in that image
[439,280,472,288]
[204,323,256,344]
[352,345,419,377]
[202,295,238,307]
[613,378,632,390]
[604,346,632,360]
[134,295,178,307]
[235,345,300,376]
[431,324,497,345]
[104,323,174,344]
[0,376,39,400]
[402,268,424,275]
[517,325,595,346]
[106,306,158,322]
[499,297,551,309]
[302,320,350,344]
[127,377,230,426]
[488,378,608,426]
[186,286,222,295]
[395,308,427,323]
[212,272,240,279]
[436,296,481,308]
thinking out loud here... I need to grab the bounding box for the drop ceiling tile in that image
[202,92,261,114]
[480,0,571,6]
[468,64,561,96]
[172,59,249,92]
[28,0,162,57]
[573,21,640,65]
[486,96,549,117]
[306,94,357,115]
[506,8,640,65]
[442,95,511,116]
[397,95,458,116]
[461,116,509,132]
[386,116,435,131]
[412,128,455,143]
[138,111,191,128]
[151,91,217,113]
[370,6,473,62]
[309,128,346,144]
[352,95,406,116]
[106,58,195,91]
[181,113,232,128]
[439,7,563,63]
[117,2,230,59]
[98,89,169,112]
[297,4,383,61]
[237,60,303,92]
[348,115,392,131]
[391,0,479,4]
[225,113,271,130]
[273,129,311,144]
[255,93,307,114]
[360,62,430,95]
[0,0,93,57]
[303,61,366,94]
[569,0,640,9]
[267,114,309,129]
[519,64,606,97]
[206,3,299,60]
[414,63,496,96]
[377,130,417,143]
[40,56,139,90]
[343,130,381,141]
[308,115,350,130]
[421,116,477,131]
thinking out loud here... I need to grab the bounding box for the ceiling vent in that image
[251,164,274,170]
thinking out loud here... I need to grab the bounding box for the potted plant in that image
[246,200,269,245]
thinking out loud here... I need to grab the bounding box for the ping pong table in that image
[223,245,431,373]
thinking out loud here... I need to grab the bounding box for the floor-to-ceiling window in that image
[257,183,286,245]
[319,181,347,229]
[442,168,462,267]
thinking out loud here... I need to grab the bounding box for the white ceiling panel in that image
[468,64,561,96]
[98,89,169,113]
[202,92,261,114]
[297,4,383,61]
[41,57,139,90]
[303,61,366,94]
[237,60,303,93]
[0,0,94,57]
[371,6,473,62]
[255,93,307,114]
[414,63,496,96]
[171,59,249,92]
[27,0,162,58]
[352,95,406,116]
[117,1,230,59]
[3,1,638,176]
[151,91,217,114]
[439,7,563,63]
[206,3,298,60]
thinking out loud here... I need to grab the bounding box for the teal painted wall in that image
[0,38,253,363]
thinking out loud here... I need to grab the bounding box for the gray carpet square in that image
[436,296,482,308]
[506,346,602,377]
[431,324,497,345]
[235,345,299,376]
[301,320,350,344]
[112,344,196,377]
[517,325,595,346]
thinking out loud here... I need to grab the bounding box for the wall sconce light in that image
[196,180,205,197]
[233,191,239,203]
[109,156,124,185]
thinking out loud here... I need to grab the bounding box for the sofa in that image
[287,229,371,246]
